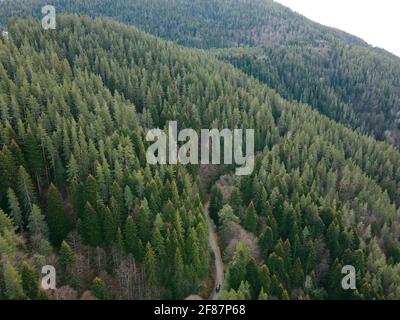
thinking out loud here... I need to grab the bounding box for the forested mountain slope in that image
[0,0,367,48]
[1,16,400,299]
[1,0,399,147]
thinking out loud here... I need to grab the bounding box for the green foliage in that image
[59,241,76,286]
[243,202,257,234]
[124,216,143,262]
[3,262,25,300]
[144,242,158,298]
[79,202,102,247]
[28,205,48,239]
[46,184,70,247]
[21,261,40,300]
[209,186,223,226]
[218,204,239,227]
[17,166,37,219]
[91,277,110,300]
[0,12,398,300]
[7,188,23,229]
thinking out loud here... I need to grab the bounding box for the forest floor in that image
[204,201,224,300]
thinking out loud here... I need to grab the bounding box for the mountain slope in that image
[1,0,399,147]
[0,0,369,48]
[0,15,400,299]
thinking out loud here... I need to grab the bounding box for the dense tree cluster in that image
[0,14,399,300]
[1,0,399,147]
[218,128,400,298]
[0,0,366,48]
[216,43,400,146]
[0,17,211,299]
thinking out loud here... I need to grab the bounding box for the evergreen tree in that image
[3,262,25,300]
[244,202,257,233]
[292,258,305,289]
[59,241,76,286]
[21,261,39,300]
[7,188,23,229]
[144,242,158,298]
[80,202,102,246]
[137,201,151,243]
[17,166,37,219]
[172,247,185,299]
[229,187,243,213]
[28,204,48,239]
[102,205,117,245]
[218,204,239,227]
[91,277,110,300]
[47,183,70,247]
[209,185,223,225]
[124,216,144,262]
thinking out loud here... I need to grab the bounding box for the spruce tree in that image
[47,183,70,247]
[229,187,242,213]
[144,242,158,298]
[124,216,138,256]
[102,205,117,245]
[3,262,25,300]
[28,204,48,239]
[59,241,76,286]
[91,277,110,300]
[244,202,257,233]
[81,202,102,246]
[209,185,223,225]
[7,188,23,229]
[137,201,151,243]
[172,247,185,299]
[17,166,37,219]
[21,261,39,300]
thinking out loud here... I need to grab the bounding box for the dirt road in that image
[204,202,224,300]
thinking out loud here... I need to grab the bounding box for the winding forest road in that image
[204,201,224,300]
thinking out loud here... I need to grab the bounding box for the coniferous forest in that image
[0,0,400,301]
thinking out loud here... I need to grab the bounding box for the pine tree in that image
[21,261,39,300]
[116,227,124,252]
[0,208,15,233]
[218,204,239,226]
[102,205,117,245]
[17,166,37,219]
[245,258,261,299]
[80,202,102,246]
[259,226,274,257]
[59,241,76,286]
[28,204,48,239]
[292,258,305,289]
[228,242,252,290]
[124,216,144,262]
[47,183,70,247]
[152,228,166,264]
[236,281,251,300]
[124,185,134,212]
[258,264,271,295]
[137,201,151,243]
[91,277,110,300]
[229,187,242,213]
[83,175,99,212]
[258,287,268,300]
[0,146,18,208]
[3,262,25,299]
[244,202,257,233]
[144,242,158,298]
[209,185,223,225]
[110,181,125,225]
[172,247,185,299]
[7,188,23,229]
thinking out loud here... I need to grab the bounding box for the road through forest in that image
[204,201,224,300]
